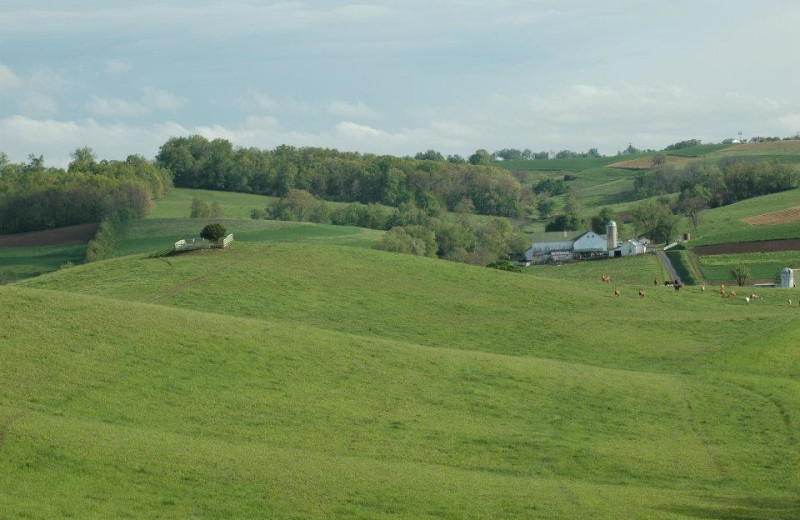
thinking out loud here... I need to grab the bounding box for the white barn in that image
[525,221,646,264]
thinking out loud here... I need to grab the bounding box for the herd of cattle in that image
[602,275,795,305]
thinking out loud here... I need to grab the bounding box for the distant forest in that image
[155,136,532,218]
[0,150,172,234]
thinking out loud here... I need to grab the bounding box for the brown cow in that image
[720,284,725,295]
[602,275,611,283]
[727,290,737,298]
[653,278,658,286]
[614,288,620,298]
[639,290,646,298]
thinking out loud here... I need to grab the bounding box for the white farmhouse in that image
[525,221,646,264]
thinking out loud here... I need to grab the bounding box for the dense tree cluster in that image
[0,150,172,234]
[632,158,799,207]
[156,136,531,218]
[664,139,701,151]
[251,188,526,265]
[532,178,566,196]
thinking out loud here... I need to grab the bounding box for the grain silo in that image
[606,221,618,250]
[781,267,796,288]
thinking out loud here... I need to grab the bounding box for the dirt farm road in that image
[657,250,681,285]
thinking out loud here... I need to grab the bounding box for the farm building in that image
[525,221,646,264]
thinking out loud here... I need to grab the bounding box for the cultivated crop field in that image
[689,189,800,246]
[695,250,800,282]
[743,206,800,226]
[3,242,800,519]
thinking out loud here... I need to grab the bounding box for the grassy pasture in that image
[689,189,800,246]
[149,188,279,219]
[20,243,800,372]
[5,245,800,518]
[524,253,669,286]
[114,218,383,257]
[709,140,800,157]
[696,251,800,282]
[0,244,85,281]
[664,144,733,157]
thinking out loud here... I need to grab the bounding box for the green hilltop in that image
[3,242,800,519]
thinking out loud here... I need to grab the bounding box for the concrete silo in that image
[606,220,618,251]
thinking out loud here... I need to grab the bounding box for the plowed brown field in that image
[692,239,800,255]
[742,207,800,226]
[0,223,98,247]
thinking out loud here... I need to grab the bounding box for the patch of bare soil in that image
[0,223,99,247]
[692,239,800,255]
[742,207,800,226]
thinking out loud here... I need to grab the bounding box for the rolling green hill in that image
[4,243,799,518]
[689,189,800,246]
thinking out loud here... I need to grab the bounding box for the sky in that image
[1,0,800,166]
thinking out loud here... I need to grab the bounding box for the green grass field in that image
[114,218,384,257]
[663,144,733,157]
[524,254,670,286]
[0,244,86,281]
[696,251,800,282]
[148,188,280,219]
[689,189,800,246]
[3,243,800,518]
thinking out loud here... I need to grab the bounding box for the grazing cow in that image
[653,278,658,286]
[750,294,762,301]
[664,280,674,286]
[639,290,646,298]
[674,283,682,292]
[727,290,737,298]
[601,275,611,283]
[720,284,725,295]
[614,288,620,298]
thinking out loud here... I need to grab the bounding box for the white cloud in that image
[141,87,186,111]
[0,63,22,91]
[27,67,65,92]
[19,91,58,115]
[326,99,379,120]
[244,91,314,114]
[106,59,132,74]
[86,96,150,117]
[84,88,186,117]
[0,115,188,166]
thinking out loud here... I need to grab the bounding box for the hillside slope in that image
[4,246,800,519]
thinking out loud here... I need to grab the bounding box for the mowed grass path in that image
[6,246,800,518]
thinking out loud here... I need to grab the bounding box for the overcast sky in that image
[2,0,799,165]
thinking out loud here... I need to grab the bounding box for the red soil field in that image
[0,223,99,247]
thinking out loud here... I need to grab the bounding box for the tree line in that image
[248,188,527,265]
[155,136,532,218]
[0,149,172,234]
[632,158,799,207]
